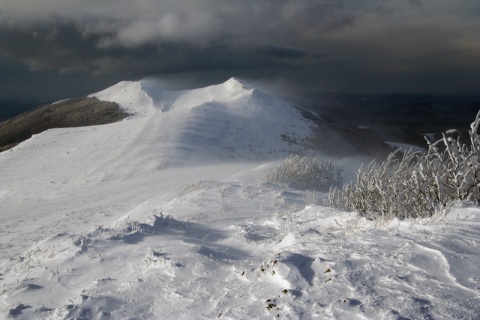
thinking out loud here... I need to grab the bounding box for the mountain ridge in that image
[88,77,318,168]
[0,77,393,161]
[0,97,127,152]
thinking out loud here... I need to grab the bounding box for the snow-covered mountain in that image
[0,78,315,201]
[0,78,479,319]
[91,77,316,165]
[0,77,389,202]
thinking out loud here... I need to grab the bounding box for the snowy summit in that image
[0,78,479,319]
[88,77,316,167]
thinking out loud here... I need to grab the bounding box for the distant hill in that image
[0,97,127,152]
[300,93,480,147]
[303,94,479,126]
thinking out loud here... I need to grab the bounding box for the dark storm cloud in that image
[406,0,422,6]
[0,22,306,77]
[0,0,357,75]
[0,0,479,99]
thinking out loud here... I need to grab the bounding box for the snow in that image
[384,141,426,154]
[1,78,480,319]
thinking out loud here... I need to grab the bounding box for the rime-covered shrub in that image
[265,154,343,191]
[330,111,480,219]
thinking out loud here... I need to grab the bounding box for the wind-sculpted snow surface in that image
[1,179,479,319]
[88,77,315,169]
[1,79,480,319]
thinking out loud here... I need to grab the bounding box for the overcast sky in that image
[1,0,479,100]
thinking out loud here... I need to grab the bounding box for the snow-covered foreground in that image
[1,79,479,319]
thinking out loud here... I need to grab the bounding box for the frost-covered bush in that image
[265,154,343,191]
[330,111,480,219]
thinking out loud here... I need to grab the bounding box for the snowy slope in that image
[90,77,314,167]
[0,78,313,201]
[1,79,480,319]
